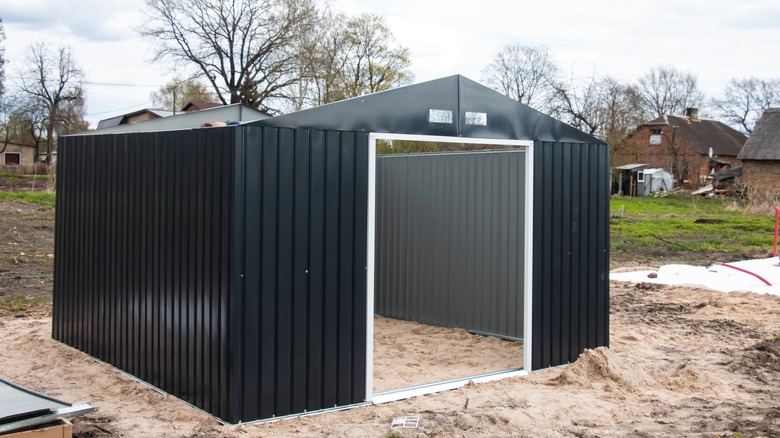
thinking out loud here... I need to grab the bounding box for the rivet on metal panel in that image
[305,270,309,274]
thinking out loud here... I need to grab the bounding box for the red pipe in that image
[719,263,772,286]
[774,208,779,257]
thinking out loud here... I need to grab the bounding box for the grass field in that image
[0,191,56,205]
[0,187,775,269]
[610,195,776,267]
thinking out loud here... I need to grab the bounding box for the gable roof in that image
[76,104,269,135]
[643,115,746,157]
[97,108,174,130]
[253,75,603,144]
[182,101,223,112]
[737,108,780,160]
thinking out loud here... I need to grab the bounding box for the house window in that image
[637,171,645,183]
[649,129,662,145]
[4,152,21,165]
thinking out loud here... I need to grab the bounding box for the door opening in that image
[365,134,534,403]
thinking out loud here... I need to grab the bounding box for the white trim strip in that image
[371,132,532,147]
[366,132,534,400]
[524,142,534,372]
[372,370,529,405]
[365,135,377,402]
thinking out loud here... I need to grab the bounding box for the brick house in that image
[737,108,780,201]
[614,108,747,189]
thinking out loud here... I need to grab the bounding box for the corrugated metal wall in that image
[375,151,526,340]
[54,126,607,421]
[531,141,610,370]
[53,128,236,420]
[55,126,370,423]
[232,127,369,422]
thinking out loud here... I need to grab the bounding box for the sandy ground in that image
[2,281,780,437]
[373,316,522,393]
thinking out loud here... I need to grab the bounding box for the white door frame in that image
[365,133,534,403]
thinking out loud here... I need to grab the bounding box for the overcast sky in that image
[2,0,779,129]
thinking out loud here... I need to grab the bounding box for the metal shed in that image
[54,75,609,424]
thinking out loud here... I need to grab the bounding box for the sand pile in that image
[547,347,655,392]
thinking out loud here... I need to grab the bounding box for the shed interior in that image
[370,135,532,396]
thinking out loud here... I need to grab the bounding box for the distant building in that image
[1,141,37,167]
[614,108,746,189]
[737,108,780,200]
[85,103,269,135]
[96,101,226,130]
[97,108,174,130]
[181,101,223,112]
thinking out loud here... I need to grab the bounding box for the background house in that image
[1,141,38,167]
[97,108,174,129]
[737,108,780,201]
[181,100,223,112]
[91,103,268,134]
[614,108,746,189]
[96,101,225,130]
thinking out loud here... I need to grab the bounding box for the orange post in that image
[775,208,779,257]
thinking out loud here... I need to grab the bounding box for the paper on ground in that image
[610,257,780,296]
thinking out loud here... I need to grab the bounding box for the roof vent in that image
[686,107,699,121]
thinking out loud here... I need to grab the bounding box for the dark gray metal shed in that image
[54,75,609,424]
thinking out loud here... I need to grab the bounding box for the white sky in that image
[2,0,779,129]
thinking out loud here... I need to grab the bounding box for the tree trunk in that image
[46,105,56,165]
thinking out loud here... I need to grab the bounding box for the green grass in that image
[610,195,776,266]
[0,172,54,180]
[0,191,55,205]
[0,294,43,312]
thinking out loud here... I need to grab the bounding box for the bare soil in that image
[0,174,54,193]
[0,200,55,315]
[373,316,522,393]
[3,280,780,436]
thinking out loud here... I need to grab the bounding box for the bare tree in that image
[141,0,318,115]
[551,74,604,135]
[2,95,47,158]
[286,12,413,112]
[636,65,703,118]
[659,122,689,187]
[150,77,218,113]
[338,14,413,98]
[552,74,645,142]
[0,18,5,103]
[16,42,85,164]
[598,77,645,150]
[287,10,350,111]
[482,44,559,111]
[0,18,9,155]
[712,77,780,135]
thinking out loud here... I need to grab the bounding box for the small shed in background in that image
[737,108,780,200]
[54,75,610,424]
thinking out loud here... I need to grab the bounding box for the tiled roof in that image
[182,101,223,111]
[643,115,746,157]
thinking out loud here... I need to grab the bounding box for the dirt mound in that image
[547,347,655,392]
[729,336,780,376]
